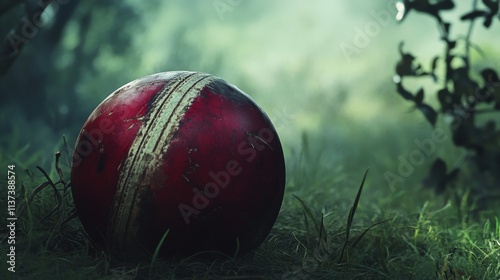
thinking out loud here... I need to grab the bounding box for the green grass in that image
[1,135,499,280]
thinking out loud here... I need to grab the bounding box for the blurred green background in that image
[1,0,499,205]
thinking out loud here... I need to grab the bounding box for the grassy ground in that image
[1,130,499,280]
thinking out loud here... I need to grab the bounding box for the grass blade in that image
[293,194,328,244]
[338,169,369,263]
[148,228,170,279]
[293,194,321,235]
[349,169,370,228]
[350,219,389,250]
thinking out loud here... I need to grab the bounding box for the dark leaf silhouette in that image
[396,43,418,77]
[443,22,451,35]
[409,0,454,19]
[431,56,439,71]
[475,87,494,103]
[461,0,498,27]
[416,103,437,126]
[481,68,500,83]
[480,68,500,103]
[452,119,479,149]
[427,56,439,81]
[396,56,416,76]
[423,158,447,194]
[423,158,459,194]
[395,42,431,77]
[396,83,414,101]
[460,10,488,21]
[447,40,456,49]
[483,0,499,14]
[435,0,455,11]
[484,15,494,27]
[453,67,480,100]
[437,89,448,111]
[437,88,458,112]
[414,88,425,104]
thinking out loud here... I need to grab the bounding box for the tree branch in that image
[0,0,50,75]
[465,0,479,67]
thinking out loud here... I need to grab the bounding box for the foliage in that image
[394,0,500,197]
[0,0,147,153]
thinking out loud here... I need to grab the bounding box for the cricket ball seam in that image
[107,72,216,250]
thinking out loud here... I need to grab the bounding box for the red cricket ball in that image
[70,71,285,258]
